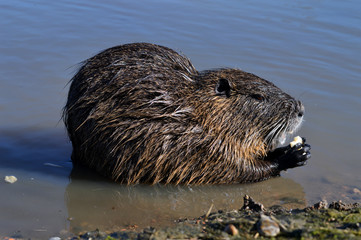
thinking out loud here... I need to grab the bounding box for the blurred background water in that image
[0,0,360,238]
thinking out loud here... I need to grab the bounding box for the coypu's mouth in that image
[266,116,303,151]
[269,130,295,151]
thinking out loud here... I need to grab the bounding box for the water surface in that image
[1,0,360,238]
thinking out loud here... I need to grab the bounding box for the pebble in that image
[257,214,280,237]
[353,188,361,195]
[224,224,239,236]
[4,176,17,183]
[242,195,265,212]
[49,237,61,240]
[313,200,328,210]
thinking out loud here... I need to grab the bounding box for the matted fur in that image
[64,43,304,184]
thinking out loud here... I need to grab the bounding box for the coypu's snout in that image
[266,99,305,150]
[281,100,305,145]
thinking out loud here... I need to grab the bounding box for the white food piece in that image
[289,136,303,148]
[4,175,17,184]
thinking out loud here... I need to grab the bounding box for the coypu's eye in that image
[250,94,266,101]
[215,78,231,98]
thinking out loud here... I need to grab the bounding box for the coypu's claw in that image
[270,137,311,171]
[290,143,311,167]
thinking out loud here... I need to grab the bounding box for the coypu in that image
[63,43,311,184]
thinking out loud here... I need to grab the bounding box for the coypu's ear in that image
[215,78,231,97]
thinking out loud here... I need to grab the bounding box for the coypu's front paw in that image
[277,137,311,171]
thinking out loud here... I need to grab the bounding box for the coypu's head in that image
[196,69,304,154]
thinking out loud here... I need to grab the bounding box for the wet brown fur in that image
[64,43,304,184]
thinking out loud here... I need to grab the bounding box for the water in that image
[1,0,360,238]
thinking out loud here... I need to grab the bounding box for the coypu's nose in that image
[297,101,304,118]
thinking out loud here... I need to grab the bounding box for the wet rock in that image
[257,214,280,237]
[224,224,239,236]
[241,195,265,212]
[4,175,17,183]
[268,205,289,214]
[306,200,328,211]
[315,200,328,209]
[329,200,360,211]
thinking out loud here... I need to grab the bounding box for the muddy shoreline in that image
[55,195,360,240]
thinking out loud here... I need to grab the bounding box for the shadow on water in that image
[0,128,72,178]
[66,166,306,233]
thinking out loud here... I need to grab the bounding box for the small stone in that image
[313,200,328,210]
[49,237,61,240]
[224,224,239,236]
[4,176,17,183]
[242,195,266,212]
[257,214,280,237]
[353,188,361,195]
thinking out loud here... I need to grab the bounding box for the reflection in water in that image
[66,166,305,233]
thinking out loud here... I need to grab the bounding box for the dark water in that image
[1,0,361,238]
